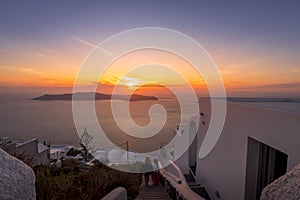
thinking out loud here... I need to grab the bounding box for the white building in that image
[174,98,300,200]
[0,137,50,166]
[50,145,70,160]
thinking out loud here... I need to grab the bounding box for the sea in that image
[0,93,198,153]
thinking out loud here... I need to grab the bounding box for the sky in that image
[0,0,300,97]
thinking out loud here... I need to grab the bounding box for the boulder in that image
[0,148,36,200]
[260,163,300,199]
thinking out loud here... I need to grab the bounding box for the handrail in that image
[169,160,187,185]
[188,166,197,182]
[101,187,127,200]
[159,166,182,184]
[157,160,205,200]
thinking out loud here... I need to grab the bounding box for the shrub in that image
[34,159,142,200]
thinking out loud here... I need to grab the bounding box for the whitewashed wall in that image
[195,99,300,200]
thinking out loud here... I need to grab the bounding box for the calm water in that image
[0,93,198,152]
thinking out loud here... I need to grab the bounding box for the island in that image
[31,92,158,101]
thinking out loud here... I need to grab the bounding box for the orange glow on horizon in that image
[1,46,299,97]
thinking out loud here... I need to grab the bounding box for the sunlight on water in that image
[0,93,198,152]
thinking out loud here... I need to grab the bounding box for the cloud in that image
[36,53,45,57]
[139,84,165,87]
[60,31,113,57]
[35,49,54,57]
[292,68,299,73]
[216,48,226,54]
[255,82,300,89]
[45,49,54,54]
[0,66,48,75]
[0,66,73,86]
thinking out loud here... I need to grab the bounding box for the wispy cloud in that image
[255,82,300,89]
[216,48,226,54]
[0,65,74,86]
[36,53,45,57]
[60,31,113,57]
[35,49,54,57]
[45,49,54,54]
[0,66,55,77]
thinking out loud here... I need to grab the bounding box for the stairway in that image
[184,172,211,200]
[135,179,171,200]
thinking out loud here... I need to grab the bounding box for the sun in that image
[120,76,143,88]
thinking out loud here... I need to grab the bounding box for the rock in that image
[260,163,300,199]
[0,148,36,200]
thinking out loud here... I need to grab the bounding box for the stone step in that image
[135,178,171,200]
[184,173,195,182]
[191,186,211,200]
[188,182,201,187]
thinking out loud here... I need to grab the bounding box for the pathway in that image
[135,178,171,200]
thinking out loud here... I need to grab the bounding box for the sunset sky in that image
[0,1,300,97]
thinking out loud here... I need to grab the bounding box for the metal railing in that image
[157,160,205,200]
[101,187,127,200]
[188,166,197,182]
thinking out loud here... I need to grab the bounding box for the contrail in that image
[60,31,113,57]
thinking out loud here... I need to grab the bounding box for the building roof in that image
[50,145,69,150]
[16,138,38,148]
[50,149,60,154]
[38,143,49,153]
